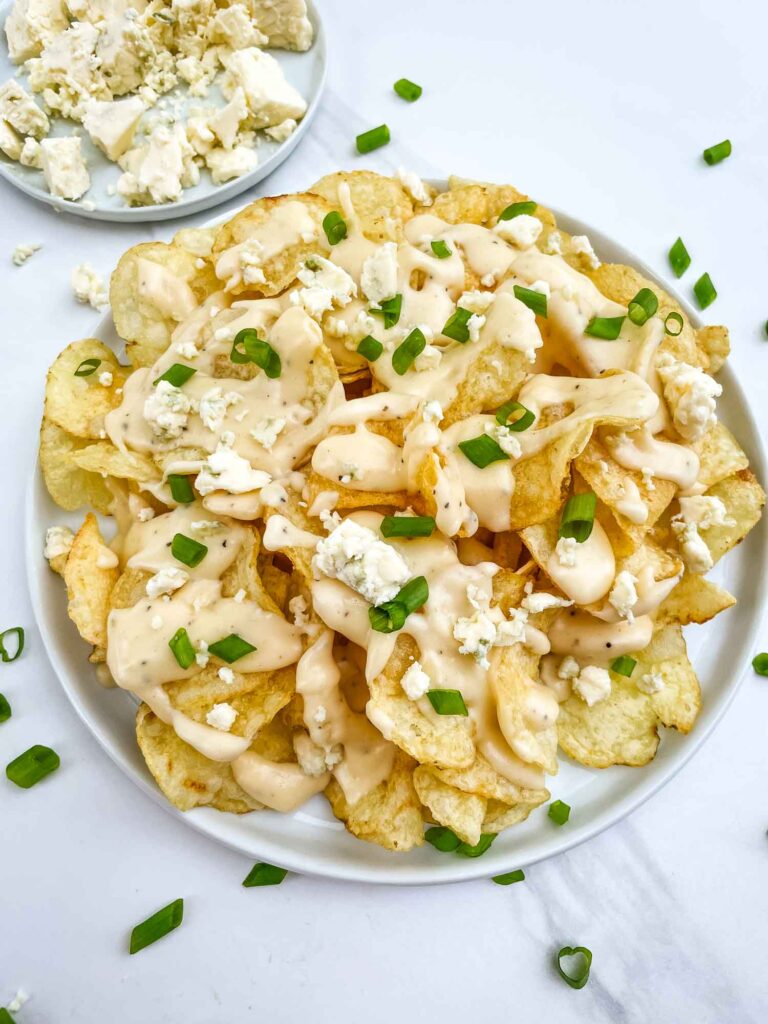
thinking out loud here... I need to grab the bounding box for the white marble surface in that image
[2,0,768,1019]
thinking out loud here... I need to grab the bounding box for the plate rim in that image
[0,0,327,222]
[25,195,768,884]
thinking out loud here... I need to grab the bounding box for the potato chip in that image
[70,442,160,484]
[413,766,486,846]
[703,470,765,565]
[310,170,414,241]
[40,418,113,513]
[63,513,120,649]
[44,339,126,439]
[656,572,735,627]
[634,625,700,733]
[325,751,424,851]
[694,422,749,489]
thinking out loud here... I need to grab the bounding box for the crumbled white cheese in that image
[555,536,578,568]
[7,990,29,1015]
[264,117,297,142]
[657,354,722,442]
[397,167,432,205]
[98,370,113,387]
[205,143,259,184]
[218,666,235,685]
[641,466,656,491]
[293,254,357,319]
[459,290,495,314]
[608,570,639,622]
[0,79,49,137]
[220,47,307,128]
[422,400,443,423]
[493,606,529,647]
[677,495,734,531]
[400,660,431,700]
[453,609,498,669]
[208,86,248,150]
[145,567,189,599]
[360,242,399,305]
[118,124,197,205]
[44,524,74,560]
[573,665,611,706]
[312,517,411,605]
[137,507,155,523]
[176,341,199,360]
[40,136,91,200]
[19,136,42,168]
[289,594,310,628]
[467,313,486,343]
[12,242,41,266]
[195,441,271,495]
[544,231,562,255]
[250,416,286,450]
[637,671,665,694]
[413,344,442,372]
[83,95,145,160]
[558,655,581,680]
[195,640,209,668]
[71,262,108,308]
[198,386,241,433]
[494,213,542,248]
[143,380,193,441]
[571,234,600,268]
[672,519,712,574]
[528,279,551,297]
[484,421,522,458]
[206,701,238,731]
[521,591,573,614]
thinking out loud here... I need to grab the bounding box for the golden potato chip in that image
[40,418,113,514]
[557,675,660,768]
[703,470,765,565]
[433,181,556,234]
[310,170,414,241]
[492,640,559,775]
[70,442,160,484]
[694,422,749,489]
[656,572,735,627]
[509,423,592,531]
[325,751,424,851]
[413,766,486,846]
[136,704,263,813]
[63,513,119,649]
[172,226,216,258]
[634,625,700,733]
[431,752,548,808]
[483,798,544,832]
[44,340,126,439]
[211,192,333,296]
[696,324,730,375]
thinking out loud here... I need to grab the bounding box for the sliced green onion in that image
[393,78,422,102]
[322,211,347,245]
[514,284,547,318]
[392,327,426,375]
[370,293,402,329]
[168,628,196,669]
[0,1008,14,1023]
[459,434,509,469]
[764,320,768,339]
[6,744,60,789]
[752,653,768,676]
[380,515,435,538]
[129,898,183,954]
[168,474,195,504]
[74,357,101,377]
[627,288,658,326]
[441,306,472,343]
[495,400,535,432]
[171,533,207,568]
[610,655,636,677]
[243,862,288,887]
[369,577,429,633]
[703,139,731,166]
[356,124,390,154]
[208,633,256,663]
[0,626,24,663]
[556,946,592,989]
[231,329,281,378]
[0,693,11,723]
[558,492,596,543]
[154,363,197,388]
[425,826,461,852]
[499,200,537,220]
[356,335,383,361]
[694,272,717,310]
[427,688,468,716]
[430,239,451,259]
[664,311,684,337]
[368,602,406,634]
[585,316,624,340]
[456,833,496,858]
[492,869,525,885]
[548,799,571,825]
[668,237,691,278]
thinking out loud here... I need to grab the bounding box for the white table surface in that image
[2,0,768,1019]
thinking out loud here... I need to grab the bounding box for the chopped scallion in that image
[0,693,11,723]
[427,688,468,716]
[425,826,461,852]
[231,329,281,378]
[585,316,625,340]
[548,799,571,825]
[168,628,196,670]
[492,869,525,885]
[0,626,24,663]
[558,492,596,543]
[208,633,256,663]
[664,311,684,337]
[693,272,717,309]
[356,124,390,154]
[167,474,195,504]
[243,862,288,887]
[74,357,101,377]
[356,335,383,361]
[459,434,509,469]
[627,287,658,326]
[610,655,636,677]
[556,946,592,989]
[456,834,496,857]
[154,363,197,388]
[171,533,207,568]
[369,576,429,633]
[370,293,402,329]
[322,211,347,245]
[380,515,435,538]
[514,284,547,318]
[752,653,768,676]
[441,307,472,343]
[430,239,451,259]
[668,237,691,278]
[495,400,535,432]
[6,744,60,789]
[129,898,183,954]
[499,200,537,220]
[392,327,426,375]
[393,78,422,102]
[703,139,731,166]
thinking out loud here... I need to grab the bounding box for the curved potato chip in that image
[64,513,120,649]
[44,339,126,439]
[40,418,113,513]
[558,675,660,768]
[70,442,160,483]
[413,766,486,846]
[310,170,414,241]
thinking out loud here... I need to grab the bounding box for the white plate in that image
[25,205,768,884]
[0,0,326,222]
